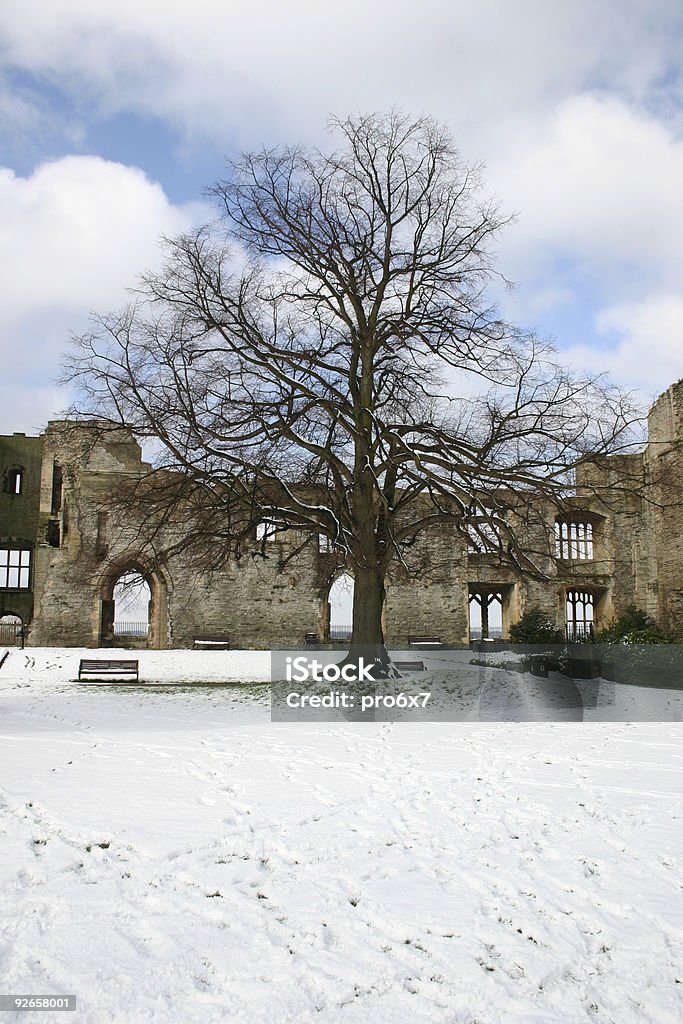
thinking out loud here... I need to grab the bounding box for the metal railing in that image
[469,627,503,640]
[113,621,149,637]
[566,622,594,642]
[329,625,353,640]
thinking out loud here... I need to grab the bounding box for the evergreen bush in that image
[508,607,564,645]
[594,605,673,644]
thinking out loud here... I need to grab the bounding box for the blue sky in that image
[1,0,683,434]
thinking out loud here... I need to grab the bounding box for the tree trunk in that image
[343,563,398,682]
[351,565,385,645]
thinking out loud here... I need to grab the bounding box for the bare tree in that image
[67,111,640,665]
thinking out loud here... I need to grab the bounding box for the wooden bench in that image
[79,658,139,682]
[408,635,442,646]
[394,660,425,672]
[193,635,231,650]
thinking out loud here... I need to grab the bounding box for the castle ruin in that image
[2,380,683,649]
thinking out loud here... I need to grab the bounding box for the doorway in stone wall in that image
[0,613,23,647]
[327,573,354,641]
[113,571,151,644]
[100,562,167,649]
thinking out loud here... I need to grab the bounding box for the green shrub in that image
[509,607,564,644]
[595,605,673,644]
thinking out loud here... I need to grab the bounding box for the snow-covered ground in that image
[1,649,681,1023]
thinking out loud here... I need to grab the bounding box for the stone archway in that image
[113,571,151,644]
[99,558,168,649]
[326,572,354,641]
[0,613,23,647]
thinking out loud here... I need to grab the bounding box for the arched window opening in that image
[113,571,151,639]
[566,589,594,640]
[328,573,353,640]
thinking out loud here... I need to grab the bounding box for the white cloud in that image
[0,156,205,319]
[1,1,681,150]
[485,96,683,393]
[0,156,208,433]
[1,381,67,437]
[489,95,683,293]
[563,295,683,402]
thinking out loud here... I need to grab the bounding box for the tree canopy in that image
[67,111,640,649]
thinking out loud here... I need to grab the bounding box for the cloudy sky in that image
[1,0,682,434]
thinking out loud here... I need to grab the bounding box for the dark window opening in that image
[5,468,23,495]
[0,547,32,589]
[47,520,61,547]
[51,464,63,515]
[96,512,107,556]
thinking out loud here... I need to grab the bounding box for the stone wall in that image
[4,380,683,647]
[646,380,683,635]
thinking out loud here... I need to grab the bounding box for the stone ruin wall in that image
[3,379,683,648]
[644,380,683,636]
[26,423,324,649]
